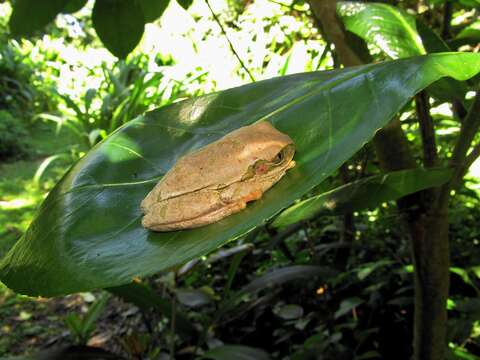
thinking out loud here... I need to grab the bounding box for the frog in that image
[140,121,296,231]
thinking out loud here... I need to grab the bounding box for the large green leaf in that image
[337,1,426,59]
[92,0,145,59]
[272,168,453,229]
[337,2,468,102]
[9,0,69,36]
[1,53,479,297]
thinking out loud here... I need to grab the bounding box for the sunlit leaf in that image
[415,20,469,102]
[448,345,480,360]
[451,20,480,48]
[201,345,271,360]
[337,2,468,102]
[273,168,452,228]
[1,53,480,297]
[450,267,480,293]
[9,0,69,36]
[337,1,425,59]
[92,0,145,59]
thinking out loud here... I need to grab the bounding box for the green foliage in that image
[0,111,29,161]
[273,168,453,228]
[8,0,172,58]
[9,0,69,36]
[64,292,110,345]
[37,54,201,158]
[337,1,426,59]
[108,281,196,339]
[1,0,480,358]
[336,1,469,103]
[2,53,478,297]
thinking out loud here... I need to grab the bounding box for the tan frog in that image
[141,121,295,231]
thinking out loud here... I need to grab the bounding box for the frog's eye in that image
[272,150,284,164]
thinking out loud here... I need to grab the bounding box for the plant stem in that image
[336,164,354,270]
[415,91,438,168]
[441,0,453,39]
[170,274,177,360]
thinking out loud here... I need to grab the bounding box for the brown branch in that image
[336,164,355,269]
[205,0,256,82]
[441,0,453,40]
[415,91,438,168]
[464,143,480,171]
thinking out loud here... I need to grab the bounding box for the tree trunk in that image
[409,207,450,360]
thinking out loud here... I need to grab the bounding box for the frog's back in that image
[143,121,293,205]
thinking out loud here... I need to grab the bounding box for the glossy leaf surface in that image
[337,1,426,59]
[92,0,145,59]
[337,2,468,103]
[1,53,479,296]
[272,168,452,229]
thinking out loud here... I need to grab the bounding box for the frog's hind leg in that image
[155,200,247,231]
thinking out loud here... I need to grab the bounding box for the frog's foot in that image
[242,189,263,203]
